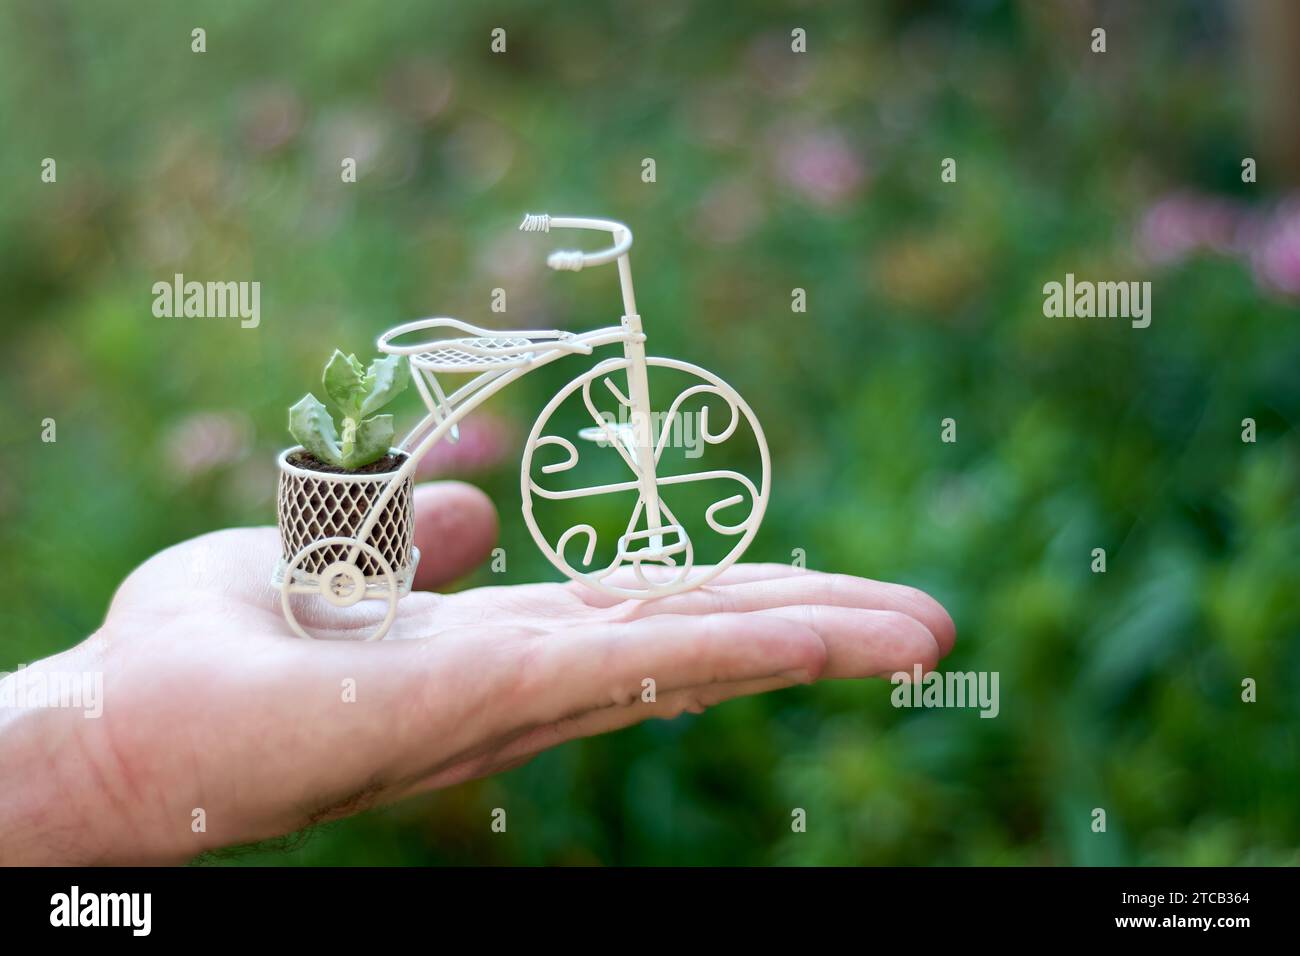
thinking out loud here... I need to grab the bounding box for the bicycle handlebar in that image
[519,213,633,272]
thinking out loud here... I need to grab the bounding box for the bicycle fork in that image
[614,237,675,557]
[523,212,677,557]
[620,312,667,553]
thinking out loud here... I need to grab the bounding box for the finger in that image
[290,619,812,801]
[411,481,498,590]
[363,607,938,797]
[514,613,828,725]
[399,674,808,795]
[752,605,942,678]
[568,561,813,607]
[534,673,806,741]
[620,572,956,656]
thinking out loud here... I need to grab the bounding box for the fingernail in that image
[780,669,812,684]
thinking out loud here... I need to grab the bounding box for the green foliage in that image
[289,351,408,469]
[1,0,1297,867]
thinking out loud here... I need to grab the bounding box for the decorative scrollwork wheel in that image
[280,536,398,641]
[521,357,770,599]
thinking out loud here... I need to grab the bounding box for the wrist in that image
[0,641,183,865]
[0,686,95,864]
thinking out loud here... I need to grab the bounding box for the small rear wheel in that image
[280,537,398,641]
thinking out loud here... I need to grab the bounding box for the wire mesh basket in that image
[274,448,415,584]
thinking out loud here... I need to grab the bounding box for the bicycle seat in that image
[411,336,538,373]
[378,317,592,374]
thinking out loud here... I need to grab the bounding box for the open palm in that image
[7,481,953,864]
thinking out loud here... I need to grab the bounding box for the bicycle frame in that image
[350,214,668,564]
[278,212,771,640]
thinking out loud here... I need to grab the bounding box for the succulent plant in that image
[289,350,409,469]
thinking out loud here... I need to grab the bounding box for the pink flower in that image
[1135,193,1247,266]
[1135,190,1300,298]
[415,413,513,478]
[1250,198,1300,297]
[161,411,253,480]
[772,126,867,209]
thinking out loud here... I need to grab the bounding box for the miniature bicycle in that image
[277,214,770,640]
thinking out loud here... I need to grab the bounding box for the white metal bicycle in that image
[278,213,770,640]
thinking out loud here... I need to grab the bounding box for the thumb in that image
[410,481,499,589]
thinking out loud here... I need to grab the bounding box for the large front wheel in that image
[521,357,770,599]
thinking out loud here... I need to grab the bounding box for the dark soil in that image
[288,450,407,475]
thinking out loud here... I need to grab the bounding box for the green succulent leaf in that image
[292,349,408,471]
[322,350,368,416]
[338,414,394,469]
[288,393,342,466]
[359,354,409,417]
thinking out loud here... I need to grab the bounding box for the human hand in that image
[0,482,954,864]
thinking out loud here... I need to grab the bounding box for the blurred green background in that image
[2,0,1298,865]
